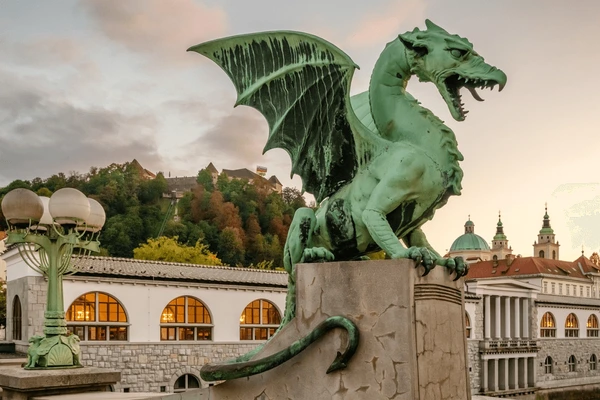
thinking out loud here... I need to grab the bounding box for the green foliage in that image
[196,169,214,191]
[0,160,307,268]
[133,236,222,265]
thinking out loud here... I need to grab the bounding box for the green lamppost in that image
[1,188,105,369]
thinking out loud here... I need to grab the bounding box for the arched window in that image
[565,313,579,337]
[568,355,576,372]
[544,356,553,374]
[66,292,128,341]
[587,315,599,337]
[465,312,471,338]
[160,296,212,341]
[240,299,281,341]
[540,312,556,337]
[12,296,22,341]
[591,354,597,371]
[174,374,200,393]
[552,250,556,259]
[539,250,545,258]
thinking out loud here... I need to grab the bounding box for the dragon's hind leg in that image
[282,207,333,325]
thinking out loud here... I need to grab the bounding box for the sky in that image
[2,0,600,261]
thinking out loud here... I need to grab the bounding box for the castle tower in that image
[533,204,559,259]
[491,211,513,260]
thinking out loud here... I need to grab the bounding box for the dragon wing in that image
[188,31,380,203]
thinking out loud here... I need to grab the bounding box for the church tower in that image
[533,204,559,259]
[491,212,512,259]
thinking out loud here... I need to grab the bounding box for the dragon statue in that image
[189,19,506,380]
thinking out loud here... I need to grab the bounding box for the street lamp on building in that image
[1,188,105,369]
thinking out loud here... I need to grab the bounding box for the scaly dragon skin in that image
[190,20,506,379]
[282,20,506,324]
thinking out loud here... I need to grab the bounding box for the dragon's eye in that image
[450,48,467,58]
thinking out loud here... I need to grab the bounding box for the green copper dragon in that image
[189,20,506,380]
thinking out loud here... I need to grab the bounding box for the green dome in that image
[450,233,491,251]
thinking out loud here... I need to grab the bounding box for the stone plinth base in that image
[0,366,120,400]
[197,260,471,400]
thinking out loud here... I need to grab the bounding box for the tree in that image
[196,169,214,191]
[282,187,306,211]
[133,236,222,265]
[217,227,245,267]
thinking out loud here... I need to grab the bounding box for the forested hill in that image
[0,161,307,268]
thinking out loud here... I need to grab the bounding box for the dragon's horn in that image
[425,19,448,34]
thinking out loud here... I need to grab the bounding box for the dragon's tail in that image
[200,316,359,382]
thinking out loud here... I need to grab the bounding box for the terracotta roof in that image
[73,256,287,287]
[466,256,593,280]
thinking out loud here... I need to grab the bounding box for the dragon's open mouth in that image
[443,74,505,121]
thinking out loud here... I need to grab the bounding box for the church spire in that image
[493,211,507,241]
[534,203,559,259]
[539,203,554,235]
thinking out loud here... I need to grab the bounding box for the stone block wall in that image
[6,275,47,353]
[467,340,481,393]
[537,338,600,382]
[80,342,259,392]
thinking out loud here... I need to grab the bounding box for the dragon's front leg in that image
[283,208,334,325]
[362,208,436,272]
[405,228,468,280]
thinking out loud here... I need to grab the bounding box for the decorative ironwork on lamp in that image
[1,188,105,369]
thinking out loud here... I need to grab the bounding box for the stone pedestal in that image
[0,366,120,400]
[198,259,471,400]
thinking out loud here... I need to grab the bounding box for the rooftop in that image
[466,255,600,280]
[72,256,287,287]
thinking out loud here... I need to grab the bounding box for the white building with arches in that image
[3,248,286,393]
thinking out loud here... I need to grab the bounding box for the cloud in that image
[183,107,268,168]
[345,0,426,48]
[79,0,228,65]
[0,69,165,185]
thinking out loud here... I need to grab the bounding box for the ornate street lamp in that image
[1,188,105,369]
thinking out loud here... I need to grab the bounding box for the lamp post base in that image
[24,312,81,370]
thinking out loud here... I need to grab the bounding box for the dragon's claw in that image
[437,256,468,280]
[403,247,436,276]
[302,247,335,263]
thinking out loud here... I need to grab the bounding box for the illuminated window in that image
[540,312,556,338]
[568,355,576,372]
[174,374,200,393]
[587,315,599,337]
[66,292,128,341]
[160,296,212,341]
[565,313,579,337]
[240,299,281,341]
[591,354,597,371]
[544,356,553,374]
[12,296,22,341]
[465,312,472,338]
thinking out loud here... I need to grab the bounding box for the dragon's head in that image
[399,20,507,121]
